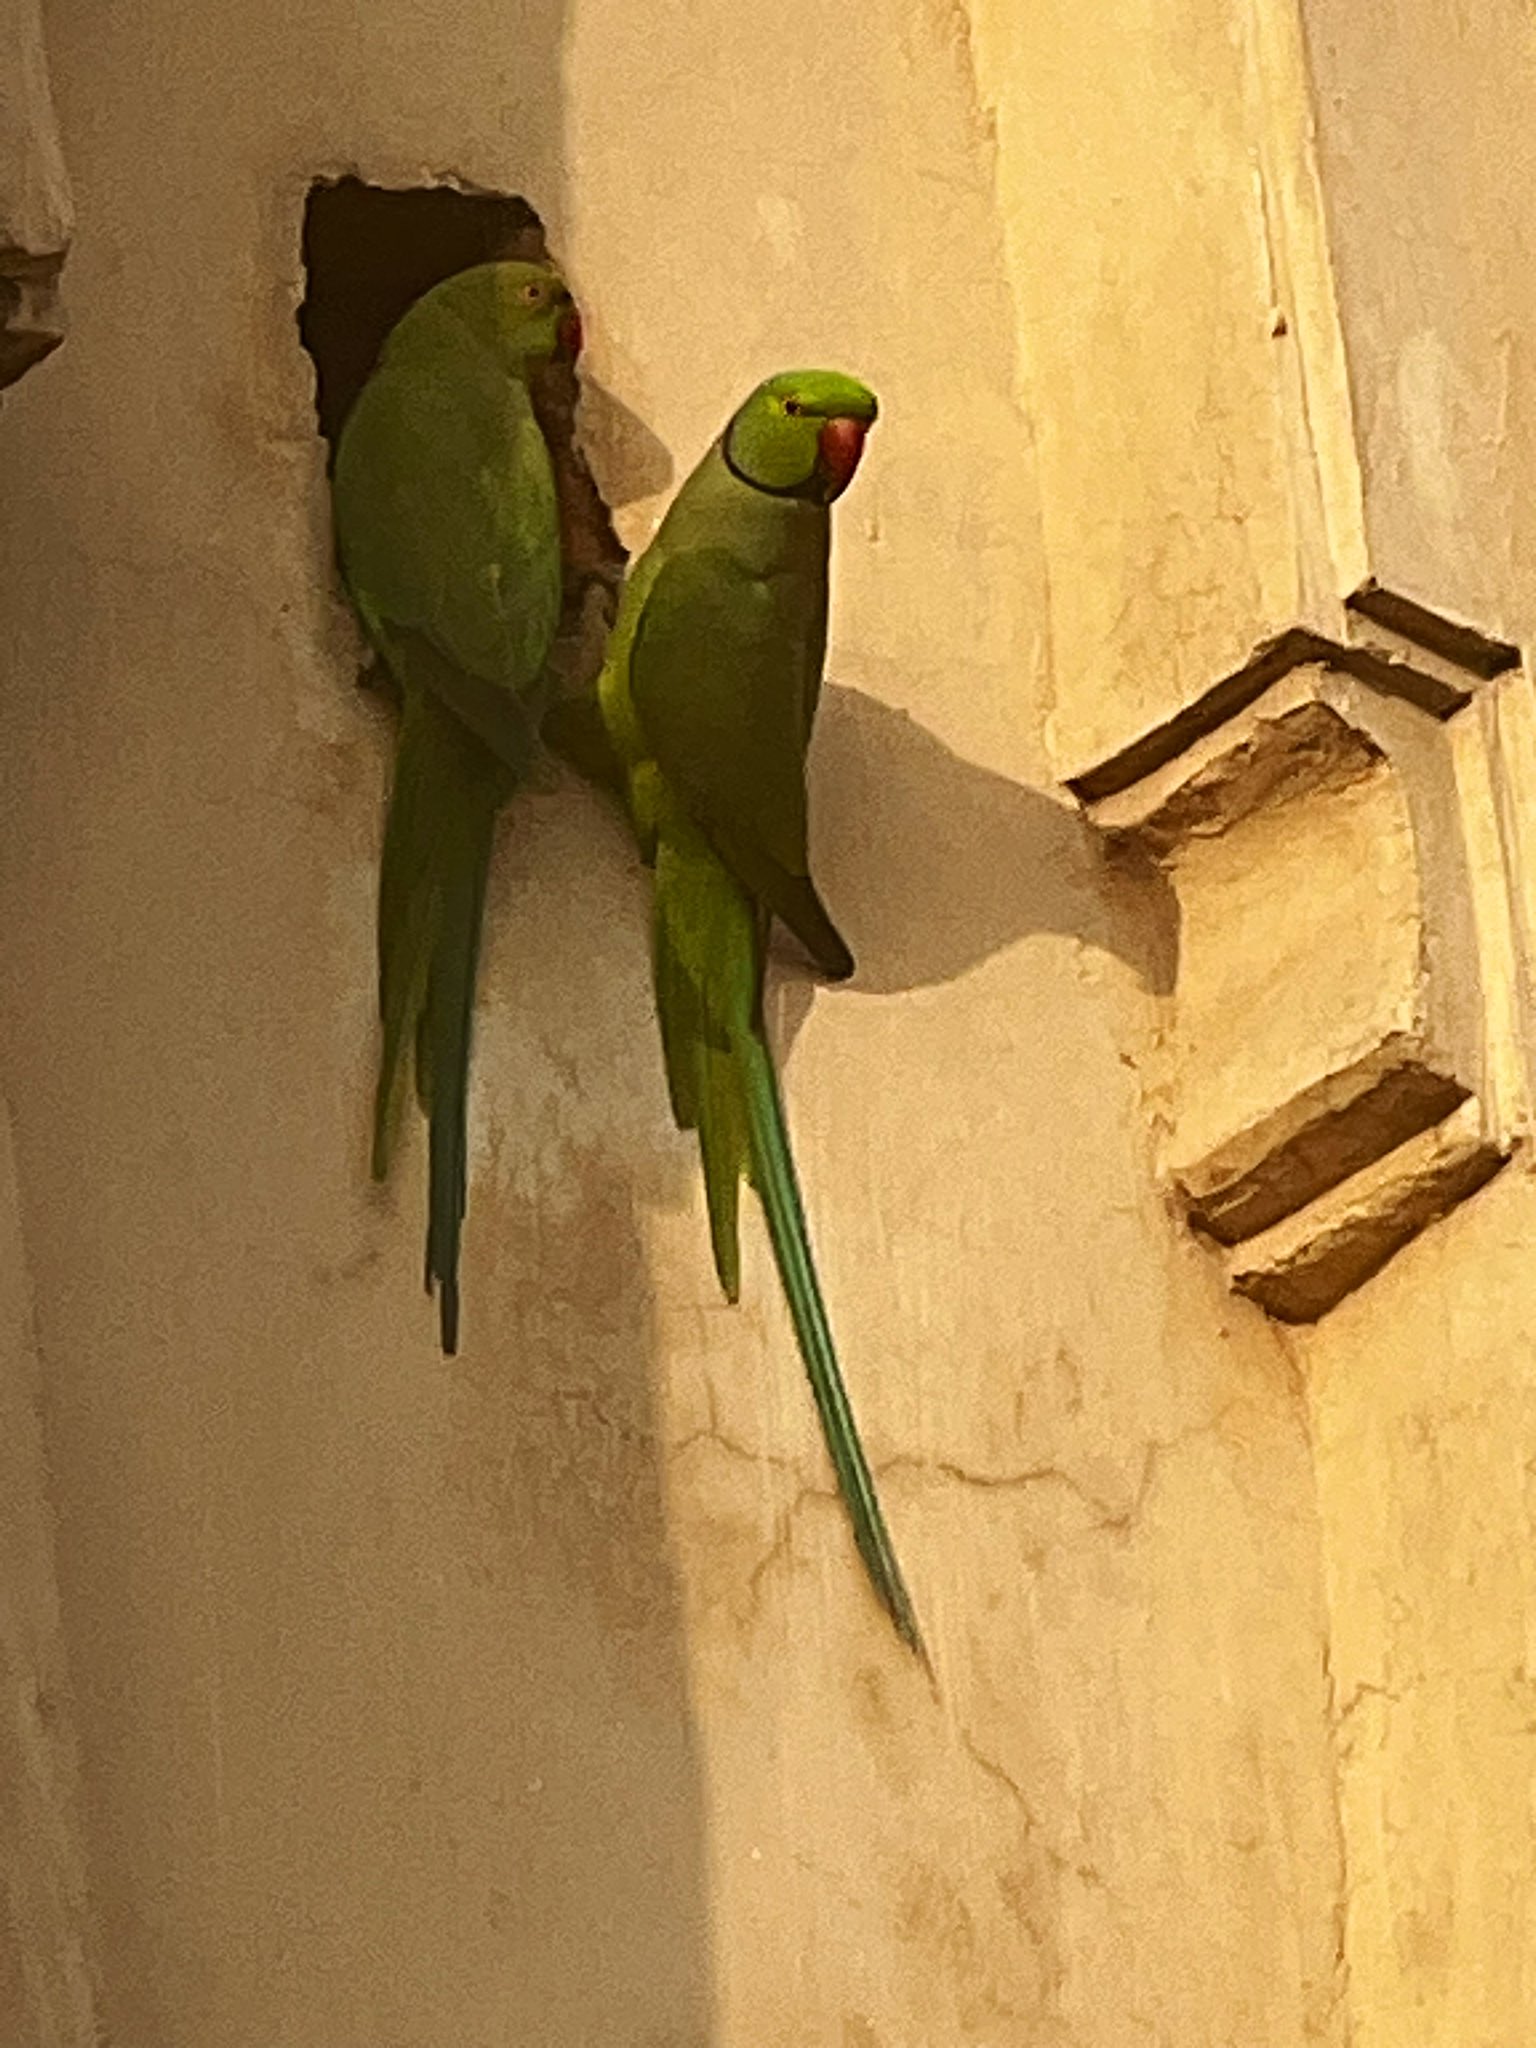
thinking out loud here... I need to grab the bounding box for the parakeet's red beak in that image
[559,309,583,357]
[818,415,868,496]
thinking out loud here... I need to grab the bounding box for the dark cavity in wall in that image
[297,176,626,744]
[0,252,67,392]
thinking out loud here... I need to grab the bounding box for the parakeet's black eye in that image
[784,399,805,416]
[520,282,546,305]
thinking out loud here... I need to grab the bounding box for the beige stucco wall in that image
[1296,1167,1536,2048]
[0,1105,96,2046]
[968,0,1367,778]
[25,0,1536,2041]
[1297,0,1536,642]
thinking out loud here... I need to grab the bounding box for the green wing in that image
[334,351,561,754]
[628,547,853,981]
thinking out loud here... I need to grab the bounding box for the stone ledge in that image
[1180,1040,1468,1247]
[1,0,72,394]
[0,244,65,390]
[1076,594,1527,1322]
[1228,1102,1511,1322]
[1069,620,1474,806]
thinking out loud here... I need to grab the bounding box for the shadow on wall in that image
[294,177,1175,2047]
[813,685,1178,1001]
[295,179,715,2048]
[766,684,1180,1058]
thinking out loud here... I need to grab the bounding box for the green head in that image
[722,370,878,503]
[384,258,582,372]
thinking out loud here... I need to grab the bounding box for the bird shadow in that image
[769,683,1179,1039]
[578,376,676,509]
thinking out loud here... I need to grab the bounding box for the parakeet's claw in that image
[357,650,401,704]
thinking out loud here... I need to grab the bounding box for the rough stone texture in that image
[1184,1047,1467,1248]
[1230,1098,1508,1321]
[1111,695,1387,860]
[1080,618,1523,1342]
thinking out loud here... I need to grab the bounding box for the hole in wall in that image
[298,177,551,454]
[297,176,627,731]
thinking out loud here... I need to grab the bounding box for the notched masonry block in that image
[1,0,73,393]
[1076,596,1526,1321]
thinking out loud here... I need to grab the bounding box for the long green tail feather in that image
[422,799,496,1354]
[733,1027,924,1656]
[373,688,507,1354]
[651,864,921,1646]
[696,1038,747,1302]
[651,835,922,1652]
[372,710,438,1180]
[655,895,748,1301]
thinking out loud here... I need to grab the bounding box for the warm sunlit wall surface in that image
[0,0,1357,2041]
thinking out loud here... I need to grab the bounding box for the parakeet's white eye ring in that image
[784,399,805,416]
[520,282,546,305]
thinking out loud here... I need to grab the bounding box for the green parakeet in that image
[331,259,580,1352]
[597,371,923,1655]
